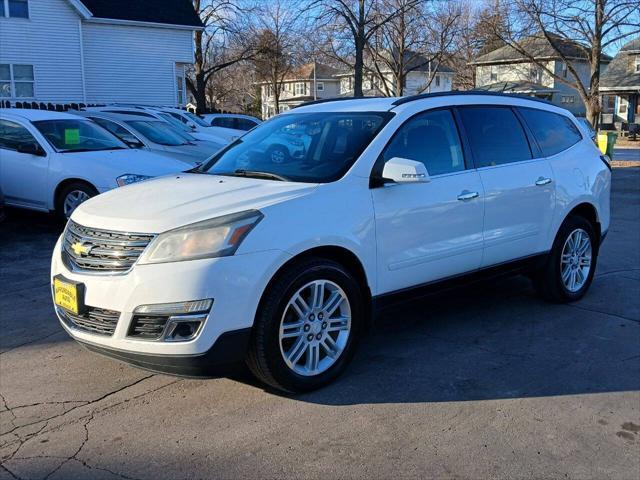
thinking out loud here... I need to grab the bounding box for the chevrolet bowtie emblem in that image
[71,242,91,256]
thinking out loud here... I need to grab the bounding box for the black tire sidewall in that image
[255,260,363,392]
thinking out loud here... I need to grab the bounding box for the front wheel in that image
[533,215,598,302]
[56,182,98,219]
[246,258,364,393]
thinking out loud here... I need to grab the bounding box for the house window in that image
[560,95,575,104]
[2,0,29,18]
[176,73,185,105]
[560,61,568,78]
[316,82,324,92]
[530,66,541,83]
[635,55,640,73]
[0,64,34,98]
[490,67,497,82]
[435,75,440,87]
[294,82,306,95]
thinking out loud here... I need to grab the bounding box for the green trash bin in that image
[605,131,617,160]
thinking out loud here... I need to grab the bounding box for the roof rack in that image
[298,96,382,108]
[391,90,555,107]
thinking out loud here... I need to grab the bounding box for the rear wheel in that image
[56,182,98,219]
[246,258,363,393]
[533,215,598,302]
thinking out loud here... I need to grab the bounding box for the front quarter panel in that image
[237,176,378,294]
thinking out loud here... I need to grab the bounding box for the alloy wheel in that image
[560,228,592,293]
[279,279,351,376]
[63,190,91,218]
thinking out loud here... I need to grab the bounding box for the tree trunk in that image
[353,37,365,97]
[194,72,208,113]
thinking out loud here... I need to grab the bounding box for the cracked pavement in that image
[1,167,639,480]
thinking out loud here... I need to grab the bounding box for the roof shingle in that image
[600,38,640,90]
[77,0,203,28]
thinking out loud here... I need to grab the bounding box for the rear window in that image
[459,106,532,168]
[212,117,236,129]
[518,108,583,157]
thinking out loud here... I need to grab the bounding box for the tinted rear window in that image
[459,106,532,167]
[518,108,583,157]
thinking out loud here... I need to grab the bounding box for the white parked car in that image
[83,106,230,145]
[0,109,190,218]
[153,107,242,143]
[51,93,611,392]
[202,113,261,132]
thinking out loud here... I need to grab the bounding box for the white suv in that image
[51,93,611,392]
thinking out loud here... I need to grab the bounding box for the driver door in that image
[0,119,49,210]
[372,108,485,294]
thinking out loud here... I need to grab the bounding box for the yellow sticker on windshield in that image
[65,129,80,145]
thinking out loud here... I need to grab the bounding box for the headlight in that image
[116,174,152,187]
[138,210,263,264]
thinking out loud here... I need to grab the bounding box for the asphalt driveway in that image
[1,168,639,480]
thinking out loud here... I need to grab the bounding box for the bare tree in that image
[367,0,461,96]
[251,0,303,115]
[315,0,419,97]
[485,0,640,126]
[188,0,254,113]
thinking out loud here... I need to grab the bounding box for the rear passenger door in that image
[458,106,555,267]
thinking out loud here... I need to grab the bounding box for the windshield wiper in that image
[226,169,289,182]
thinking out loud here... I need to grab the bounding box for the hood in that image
[72,173,318,233]
[71,148,190,177]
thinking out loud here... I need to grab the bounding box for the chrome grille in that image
[62,221,154,273]
[58,306,120,336]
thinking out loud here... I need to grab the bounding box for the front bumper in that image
[51,235,289,364]
[76,327,252,377]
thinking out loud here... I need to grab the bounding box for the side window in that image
[0,119,38,151]
[91,118,141,146]
[236,118,257,131]
[212,117,235,129]
[459,106,532,167]
[518,108,583,157]
[382,109,465,176]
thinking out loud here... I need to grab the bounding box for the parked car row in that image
[0,106,245,218]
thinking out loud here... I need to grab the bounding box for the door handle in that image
[535,177,552,186]
[457,190,479,201]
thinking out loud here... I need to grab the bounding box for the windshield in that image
[184,111,210,127]
[33,119,126,152]
[126,120,187,146]
[200,112,391,183]
[158,113,193,133]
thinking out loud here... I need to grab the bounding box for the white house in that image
[0,0,202,107]
[472,34,611,115]
[335,53,454,97]
[257,63,341,119]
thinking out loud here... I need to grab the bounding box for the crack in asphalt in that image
[1,374,155,437]
[1,375,180,480]
[565,303,640,324]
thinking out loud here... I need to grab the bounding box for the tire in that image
[267,145,290,164]
[246,257,364,393]
[55,182,98,219]
[533,215,599,302]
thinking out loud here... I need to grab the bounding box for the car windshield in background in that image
[159,113,193,133]
[185,111,210,127]
[126,120,187,146]
[201,112,391,183]
[33,119,126,152]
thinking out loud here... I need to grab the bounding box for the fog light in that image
[164,317,205,342]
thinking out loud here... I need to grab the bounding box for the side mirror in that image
[381,157,430,184]
[17,142,46,157]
